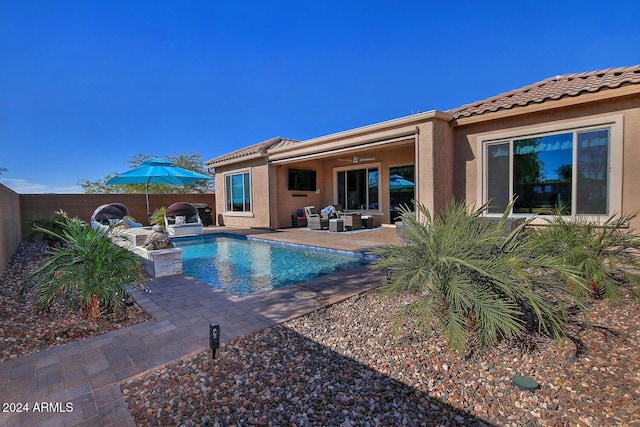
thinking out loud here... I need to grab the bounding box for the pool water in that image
[173,234,370,297]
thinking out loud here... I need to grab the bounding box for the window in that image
[336,166,379,211]
[484,127,610,215]
[225,171,251,212]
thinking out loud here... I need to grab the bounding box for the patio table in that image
[329,218,344,232]
[341,213,362,230]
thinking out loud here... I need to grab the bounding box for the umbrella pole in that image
[146,182,151,225]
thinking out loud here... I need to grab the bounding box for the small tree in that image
[24,212,145,320]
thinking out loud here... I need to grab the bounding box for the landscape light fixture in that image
[209,322,220,359]
[512,374,539,391]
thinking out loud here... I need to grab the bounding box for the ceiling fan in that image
[337,155,376,163]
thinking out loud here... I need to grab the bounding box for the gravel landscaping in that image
[0,241,150,363]
[2,241,639,426]
[122,289,639,426]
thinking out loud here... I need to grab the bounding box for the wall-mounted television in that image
[288,168,316,191]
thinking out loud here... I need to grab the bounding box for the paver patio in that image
[0,227,400,426]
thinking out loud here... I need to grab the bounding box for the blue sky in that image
[1,1,639,193]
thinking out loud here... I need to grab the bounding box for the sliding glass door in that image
[336,166,379,211]
[389,165,415,221]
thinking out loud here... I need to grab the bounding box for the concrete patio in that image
[0,226,400,427]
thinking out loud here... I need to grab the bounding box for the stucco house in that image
[205,65,640,230]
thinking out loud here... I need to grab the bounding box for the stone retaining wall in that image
[114,228,183,278]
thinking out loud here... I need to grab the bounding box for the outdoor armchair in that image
[304,206,329,230]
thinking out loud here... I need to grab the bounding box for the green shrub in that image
[525,207,640,303]
[370,200,577,354]
[24,212,67,246]
[24,211,145,320]
[150,207,166,228]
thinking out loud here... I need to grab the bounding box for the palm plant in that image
[24,211,145,320]
[370,200,580,354]
[24,213,67,246]
[525,207,640,302]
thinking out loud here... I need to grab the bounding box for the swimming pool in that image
[173,234,370,297]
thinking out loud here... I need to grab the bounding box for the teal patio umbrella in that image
[106,158,210,224]
[389,174,415,190]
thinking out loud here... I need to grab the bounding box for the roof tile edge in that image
[448,64,640,120]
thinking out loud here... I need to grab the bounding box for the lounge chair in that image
[90,203,129,231]
[165,202,203,236]
[304,206,329,230]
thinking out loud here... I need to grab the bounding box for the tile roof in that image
[449,64,640,119]
[206,65,640,166]
[205,137,300,167]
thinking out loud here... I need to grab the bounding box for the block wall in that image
[0,184,22,274]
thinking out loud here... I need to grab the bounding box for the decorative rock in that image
[120,289,639,426]
[142,224,174,250]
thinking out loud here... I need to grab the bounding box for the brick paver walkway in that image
[0,227,397,426]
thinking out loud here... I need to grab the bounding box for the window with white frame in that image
[336,165,379,211]
[484,127,610,215]
[225,171,251,212]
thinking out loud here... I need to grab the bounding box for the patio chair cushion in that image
[124,218,143,228]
